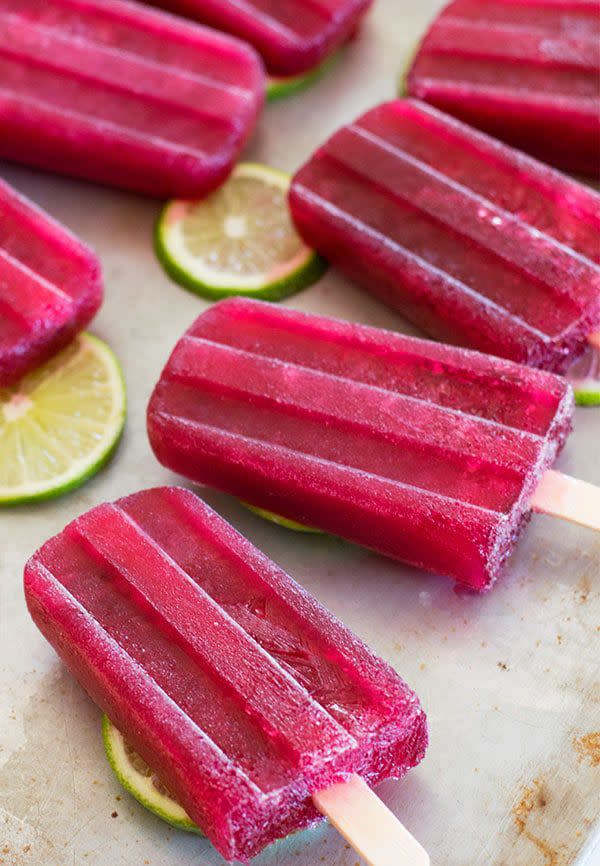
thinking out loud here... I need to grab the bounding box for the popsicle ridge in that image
[25,487,427,860]
[0,178,102,385]
[148,299,575,588]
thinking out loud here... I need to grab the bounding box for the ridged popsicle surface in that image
[0,178,102,386]
[289,99,600,373]
[148,299,574,589]
[0,0,264,197]
[146,0,373,75]
[406,0,600,174]
[24,486,427,861]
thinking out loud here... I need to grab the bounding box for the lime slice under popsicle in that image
[155,162,326,301]
[102,715,201,834]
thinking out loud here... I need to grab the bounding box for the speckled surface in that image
[1,1,599,864]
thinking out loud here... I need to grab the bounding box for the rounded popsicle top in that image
[0,177,103,386]
[144,0,374,76]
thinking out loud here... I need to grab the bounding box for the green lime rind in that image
[155,164,328,302]
[572,380,600,407]
[243,502,324,534]
[155,215,327,302]
[397,40,420,96]
[266,51,343,102]
[0,334,126,507]
[102,715,201,835]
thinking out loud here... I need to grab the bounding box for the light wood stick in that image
[532,470,600,531]
[313,774,429,866]
[588,332,600,351]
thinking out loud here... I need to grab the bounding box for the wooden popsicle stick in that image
[588,332,600,351]
[313,774,429,866]
[532,470,600,531]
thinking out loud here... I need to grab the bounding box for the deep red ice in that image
[145,0,373,75]
[0,0,264,198]
[24,486,427,862]
[289,99,600,373]
[0,178,102,386]
[148,298,574,590]
[406,0,600,175]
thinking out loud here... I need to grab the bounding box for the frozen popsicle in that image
[405,0,600,175]
[145,298,600,591]
[0,0,264,198]
[289,99,600,374]
[24,486,429,864]
[145,0,373,76]
[0,178,102,387]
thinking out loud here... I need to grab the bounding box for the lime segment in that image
[266,52,342,101]
[102,716,201,834]
[0,334,126,505]
[243,502,323,534]
[155,162,326,301]
[567,345,600,407]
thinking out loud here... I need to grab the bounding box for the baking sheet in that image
[1,1,599,864]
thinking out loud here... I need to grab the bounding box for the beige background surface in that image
[1,1,599,864]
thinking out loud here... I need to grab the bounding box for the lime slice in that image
[243,502,323,534]
[398,42,419,96]
[155,162,327,301]
[266,52,342,101]
[567,345,600,406]
[102,715,201,834]
[0,334,126,505]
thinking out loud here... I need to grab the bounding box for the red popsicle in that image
[145,0,373,76]
[406,0,600,175]
[289,99,600,373]
[0,0,264,198]
[147,299,585,591]
[0,178,102,387]
[25,486,428,864]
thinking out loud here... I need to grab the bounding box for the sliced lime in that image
[243,502,323,534]
[398,42,419,97]
[0,334,126,505]
[567,345,600,407]
[155,162,326,301]
[102,715,201,834]
[266,52,342,101]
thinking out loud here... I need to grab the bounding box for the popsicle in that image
[289,99,600,374]
[145,297,600,592]
[405,0,600,175]
[0,0,264,198]
[24,486,429,864]
[144,0,373,76]
[0,177,102,387]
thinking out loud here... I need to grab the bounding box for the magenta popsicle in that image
[145,0,373,75]
[406,0,600,176]
[0,0,264,198]
[289,99,600,373]
[147,298,574,590]
[0,178,102,386]
[24,486,428,863]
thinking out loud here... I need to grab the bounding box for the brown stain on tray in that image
[573,732,600,768]
[512,779,563,866]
